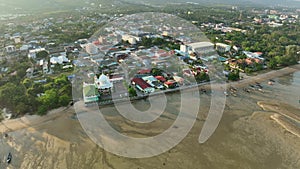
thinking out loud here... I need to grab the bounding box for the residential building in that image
[122,34,141,45]
[5,45,16,53]
[131,77,155,93]
[216,43,231,52]
[180,42,215,55]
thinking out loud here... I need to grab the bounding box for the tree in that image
[59,94,70,106]
[228,70,240,81]
[36,50,49,59]
[22,78,32,88]
[195,72,209,83]
[128,86,137,97]
[267,58,277,69]
[38,89,58,110]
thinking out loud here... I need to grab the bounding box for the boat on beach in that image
[269,79,275,83]
[224,91,229,96]
[243,88,250,93]
[6,152,12,164]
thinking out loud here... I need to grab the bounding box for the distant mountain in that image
[0,0,122,14]
[0,0,299,14]
[123,0,300,7]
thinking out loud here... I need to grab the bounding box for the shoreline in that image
[96,64,300,106]
[1,64,299,133]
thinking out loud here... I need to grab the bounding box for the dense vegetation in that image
[0,58,72,117]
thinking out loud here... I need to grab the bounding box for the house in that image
[243,51,264,60]
[13,36,22,44]
[142,75,164,89]
[226,59,239,69]
[50,55,69,64]
[28,48,47,59]
[164,80,179,89]
[122,34,141,45]
[20,45,29,51]
[180,42,215,55]
[216,43,231,53]
[244,58,263,65]
[138,69,151,74]
[43,61,48,73]
[5,45,16,53]
[26,68,33,77]
[131,77,155,93]
[183,69,194,77]
[173,76,184,85]
[155,76,166,82]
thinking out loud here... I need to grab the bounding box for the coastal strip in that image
[0,64,299,133]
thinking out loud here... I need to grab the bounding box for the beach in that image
[0,65,299,169]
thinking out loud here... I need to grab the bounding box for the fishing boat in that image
[243,88,250,93]
[256,84,263,89]
[6,152,12,164]
[229,86,237,92]
[224,91,229,96]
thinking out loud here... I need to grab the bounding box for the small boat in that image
[200,88,206,93]
[6,152,12,164]
[249,85,255,90]
[268,81,273,85]
[224,91,229,96]
[229,86,237,91]
[231,93,237,97]
[269,79,275,83]
[256,84,263,89]
[243,88,250,93]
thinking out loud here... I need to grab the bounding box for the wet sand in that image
[0,65,300,169]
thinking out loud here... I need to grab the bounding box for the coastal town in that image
[0,1,300,168]
[0,5,299,115]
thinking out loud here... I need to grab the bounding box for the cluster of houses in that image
[253,13,298,26]
[131,69,180,94]
[81,31,215,104]
[201,23,247,33]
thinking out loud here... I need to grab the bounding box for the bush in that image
[128,86,137,97]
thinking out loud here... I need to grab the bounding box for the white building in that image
[50,55,69,64]
[28,48,47,59]
[122,34,141,45]
[180,42,215,55]
[5,45,16,53]
[20,45,29,51]
[95,74,113,91]
[13,36,22,44]
[216,43,231,52]
[98,36,106,44]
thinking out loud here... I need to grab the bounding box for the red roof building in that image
[138,69,151,74]
[131,78,154,93]
[155,76,166,82]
